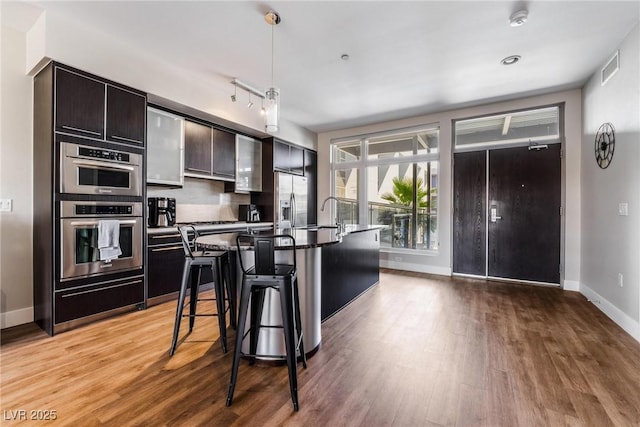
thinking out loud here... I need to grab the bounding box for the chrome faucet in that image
[320,196,343,232]
[320,196,339,212]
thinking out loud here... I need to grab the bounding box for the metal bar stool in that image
[169,225,233,356]
[226,233,307,411]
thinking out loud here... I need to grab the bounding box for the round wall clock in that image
[594,122,615,169]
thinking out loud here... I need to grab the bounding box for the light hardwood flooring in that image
[2,269,640,426]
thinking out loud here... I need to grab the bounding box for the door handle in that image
[490,207,502,223]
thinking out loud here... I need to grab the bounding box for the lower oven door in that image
[60,217,143,280]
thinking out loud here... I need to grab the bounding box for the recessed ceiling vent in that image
[601,50,620,86]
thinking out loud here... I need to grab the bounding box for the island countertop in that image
[195,224,384,250]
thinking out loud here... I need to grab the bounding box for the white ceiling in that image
[11,1,640,133]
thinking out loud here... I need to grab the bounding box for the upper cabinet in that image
[106,86,146,145]
[273,139,304,175]
[54,66,146,147]
[147,107,184,186]
[212,129,236,179]
[184,120,213,176]
[55,68,105,139]
[184,120,235,181]
[235,135,262,193]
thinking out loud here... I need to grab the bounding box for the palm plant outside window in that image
[331,126,439,251]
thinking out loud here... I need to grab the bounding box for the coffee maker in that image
[238,204,261,222]
[148,197,176,227]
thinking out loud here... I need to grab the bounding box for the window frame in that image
[330,123,440,254]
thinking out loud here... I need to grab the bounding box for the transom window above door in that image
[454,105,561,151]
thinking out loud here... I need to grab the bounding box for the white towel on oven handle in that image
[98,219,122,261]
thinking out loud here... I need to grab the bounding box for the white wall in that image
[0,25,34,327]
[318,89,583,285]
[581,23,640,341]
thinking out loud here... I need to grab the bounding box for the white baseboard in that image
[380,259,452,276]
[580,284,640,343]
[563,280,580,291]
[1,306,34,329]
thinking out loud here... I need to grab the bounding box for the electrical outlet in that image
[0,199,12,212]
[618,203,628,216]
[617,273,624,287]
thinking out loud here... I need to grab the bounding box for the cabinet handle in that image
[150,245,183,252]
[61,280,141,298]
[111,135,142,144]
[150,233,180,239]
[61,125,101,136]
[186,167,211,173]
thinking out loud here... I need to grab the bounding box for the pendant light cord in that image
[271,21,275,86]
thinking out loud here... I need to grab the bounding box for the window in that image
[454,106,560,151]
[331,126,439,251]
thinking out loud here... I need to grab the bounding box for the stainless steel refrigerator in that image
[274,172,308,228]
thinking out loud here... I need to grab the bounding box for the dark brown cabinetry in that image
[147,232,184,300]
[55,66,146,146]
[55,68,105,139]
[184,120,236,180]
[321,229,380,320]
[55,275,145,324]
[304,149,318,225]
[106,85,146,145]
[252,137,317,223]
[184,120,213,175]
[212,129,236,178]
[273,139,304,175]
[33,62,147,336]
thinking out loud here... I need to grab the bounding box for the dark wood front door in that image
[453,151,486,276]
[453,145,561,284]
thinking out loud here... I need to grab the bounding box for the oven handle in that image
[72,158,135,172]
[69,219,138,226]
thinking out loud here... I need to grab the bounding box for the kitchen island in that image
[196,225,382,358]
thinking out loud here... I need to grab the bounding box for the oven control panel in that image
[75,204,134,216]
[60,201,142,218]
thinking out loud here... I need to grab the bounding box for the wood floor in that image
[2,270,640,426]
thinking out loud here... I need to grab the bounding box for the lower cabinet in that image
[321,229,380,321]
[147,233,185,299]
[55,275,144,324]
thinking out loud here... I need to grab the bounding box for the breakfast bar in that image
[196,225,382,358]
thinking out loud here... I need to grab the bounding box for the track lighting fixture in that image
[229,10,281,133]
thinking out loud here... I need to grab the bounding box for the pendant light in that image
[264,10,281,133]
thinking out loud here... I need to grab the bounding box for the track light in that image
[247,93,254,109]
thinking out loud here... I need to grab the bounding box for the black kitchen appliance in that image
[148,197,176,227]
[238,204,261,222]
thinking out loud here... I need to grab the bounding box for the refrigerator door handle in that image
[291,193,296,227]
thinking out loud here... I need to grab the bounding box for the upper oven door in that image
[60,141,142,196]
[60,216,143,280]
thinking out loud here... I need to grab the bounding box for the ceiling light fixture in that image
[229,11,281,133]
[264,10,281,133]
[501,55,521,65]
[231,84,237,102]
[509,9,528,27]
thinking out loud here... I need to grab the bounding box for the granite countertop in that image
[196,224,384,250]
[147,221,274,235]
